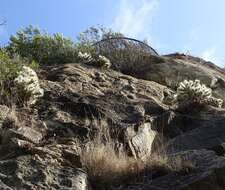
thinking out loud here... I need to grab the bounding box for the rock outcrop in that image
[125,150,225,190]
[0,53,225,189]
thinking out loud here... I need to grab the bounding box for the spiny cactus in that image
[78,51,111,69]
[78,52,94,63]
[98,55,111,68]
[14,66,44,105]
[176,79,223,108]
[205,96,223,108]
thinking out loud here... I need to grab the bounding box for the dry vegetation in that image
[80,119,195,189]
[1,105,19,129]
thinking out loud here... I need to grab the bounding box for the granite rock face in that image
[124,150,225,190]
[0,53,225,189]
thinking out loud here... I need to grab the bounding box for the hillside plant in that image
[0,49,42,105]
[8,25,78,64]
[81,119,195,190]
[7,25,123,65]
[78,51,111,68]
[176,79,223,108]
[14,66,44,105]
[84,26,160,75]
[0,50,22,105]
[76,26,124,54]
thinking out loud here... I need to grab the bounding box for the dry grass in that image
[1,105,19,129]
[82,141,138,189]
[0,105,21,144]
[81,141,196,189]
[80,118,196,189]
[81,119,140,188]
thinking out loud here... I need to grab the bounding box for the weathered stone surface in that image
[0,105,9,122]
[0,63,171,189]
[127,122,157,159]
[2,127,43,144]
[124,150,225,190]
[165,112,225,154]
[0,54,225,189]
[0,155,90,190]
[40,63,169,150]
[132,55,225,103]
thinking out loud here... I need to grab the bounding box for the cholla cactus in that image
[206,97,223,108]
[176,79,223,108]
[98,55,111,68]
[78,52,94,63]
[78,51,111,68]
[14,66,44,105]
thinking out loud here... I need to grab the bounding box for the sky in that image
[1,0,225,67]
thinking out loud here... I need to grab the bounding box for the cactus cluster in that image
[176,79,223,108]
[14,66,44,105]
[78,52,111,69]
[98,55,111,68]
[78,52,94,63]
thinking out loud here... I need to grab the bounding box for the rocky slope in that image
[0,54,225,189]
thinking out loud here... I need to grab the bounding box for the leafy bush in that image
[8,25,78,64]
[7,25,122,65]
[7,25,157,74]
[0,48,10,63]
[176,79,223,108]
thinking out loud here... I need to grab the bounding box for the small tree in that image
[8,25,78,64]
[76,26,124,54]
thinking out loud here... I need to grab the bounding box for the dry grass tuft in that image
[80,118,196,189]
[81,119,141,188]
[2,105,19,129]
[82,141,138,189]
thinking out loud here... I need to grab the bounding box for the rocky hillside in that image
[1,53,225,190]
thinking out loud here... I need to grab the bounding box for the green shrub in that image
[8,25,78,64]
[0,49,10,63]
[7,25,124,65]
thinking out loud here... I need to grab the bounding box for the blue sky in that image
[1,0,225,67]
